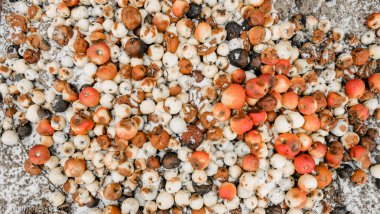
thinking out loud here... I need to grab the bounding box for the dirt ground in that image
[0,0,380,213]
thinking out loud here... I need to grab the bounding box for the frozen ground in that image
[0,0,380,213]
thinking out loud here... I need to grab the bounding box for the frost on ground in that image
[0,0,380,213]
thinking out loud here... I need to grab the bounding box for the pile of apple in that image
[2,0,380,213]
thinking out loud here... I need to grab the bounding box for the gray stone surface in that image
[274,0,380,33]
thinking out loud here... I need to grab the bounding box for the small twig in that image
[2,94,67,196]
[94,171,110,207]
[1,145,16,164]
[18,140,67,196]
[2,94,107,207]
[355,122,365,132]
